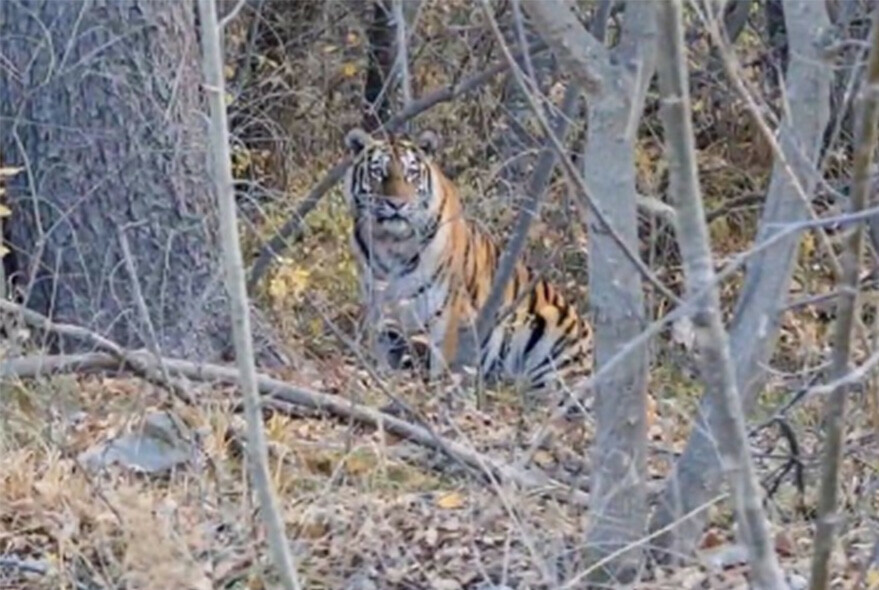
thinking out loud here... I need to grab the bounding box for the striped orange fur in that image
[343,127,592,392]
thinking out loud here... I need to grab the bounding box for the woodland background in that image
[2,0,879,588]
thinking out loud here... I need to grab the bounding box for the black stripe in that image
[420,214,441,244]
[354,227,371,263]
[413,260,448,297]
[523,315,546,357]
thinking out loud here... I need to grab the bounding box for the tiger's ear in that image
[345,127,370,155]
[416,129,440,156]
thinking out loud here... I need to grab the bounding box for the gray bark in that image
[655,1,787,587]
[580,2,655,583]
[809,7,879,588]
[0,0,239,361]
[650,0,833,558]
[198,0,302,587]
[523,0,655,583]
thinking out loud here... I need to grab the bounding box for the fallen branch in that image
[0,348,589,507]
[0,299,195,404]
[246,41,549,291]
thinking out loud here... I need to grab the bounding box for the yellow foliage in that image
[268,263,311,307]
[0,204,10,217]
[341,62,358,78]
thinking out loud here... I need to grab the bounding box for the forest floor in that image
[3,161,879,589]
[2,342,878,589]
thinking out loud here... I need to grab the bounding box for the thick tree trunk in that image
[0,0,267,362]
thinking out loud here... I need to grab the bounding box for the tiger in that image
[342,127,592,394]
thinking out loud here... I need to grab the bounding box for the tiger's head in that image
[343,127,443,242]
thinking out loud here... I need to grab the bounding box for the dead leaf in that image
[436,491,465,510]
[341,62,358,78]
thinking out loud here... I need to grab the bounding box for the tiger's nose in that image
[382,194,410,208]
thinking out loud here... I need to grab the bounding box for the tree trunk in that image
[363,0,396,132]
[1,0,279,363]
[522,0,656,583]
[650,0,832,559]
[579,3,656,583]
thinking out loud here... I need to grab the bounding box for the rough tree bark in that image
[523,0,656,583]
[363,0,397,132]
[650,0,833,558]
[0,0,282,364]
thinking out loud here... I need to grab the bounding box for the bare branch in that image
[590,0,614,43]
[196,1,302,589]
[809,6,879,588]
[481,6,677,307]
[655,1,787,587]
[393,0,412,110]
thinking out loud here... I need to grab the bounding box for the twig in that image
[218,0,246,29]
[197,1,303,589]
[246,41,550,291]
[559,493,728,589]
[117,226,179,398]
[811,16,879,582]
[656,1,787,587]
[700,3,848,297]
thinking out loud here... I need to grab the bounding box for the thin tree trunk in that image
[579,2,655,583]
[650,0,833,558]
[522,0,656,582]
[809,7,879,588]
[655,2,788,587]
[197,1,303,587]
[363,0,396,132]
[0,0,240,362]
